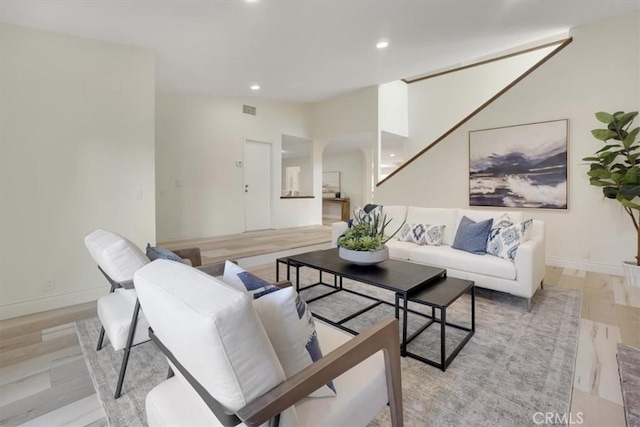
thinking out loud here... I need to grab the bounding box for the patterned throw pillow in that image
[452,216,494,254]
[353,205,382,226]
[253,286,336,398]
[397,223,445,246]
[222,261,279,299]
[487,217,533,262]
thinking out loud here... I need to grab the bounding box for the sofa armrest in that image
[331,221,349,247]
[514,229,546,298]
[237,316,403,427]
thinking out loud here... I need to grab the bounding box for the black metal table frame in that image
[396,285,475,371]
[276,257,446,358]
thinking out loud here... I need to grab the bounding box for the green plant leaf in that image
[591,129,618,141]
[620,184,640,199]
[603,187,618,199]
[616,112,638,129]
[589,178,610,187]
[619,197,640,210]
[595,112,614,123]
[623,127,639,149]
[596,144,618,153]
[587,169,611,179]
[582,157,601,162]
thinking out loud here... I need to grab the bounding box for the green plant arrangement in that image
[583,111,640,265]
[337,210,403,251]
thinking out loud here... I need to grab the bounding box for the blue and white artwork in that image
[469,119,568,209]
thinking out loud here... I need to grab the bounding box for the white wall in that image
[155,94,318,241]
[282,155,313,195]
[379,81,408,137]
[322,150,366,218]
[0,24,156,319]
[311,86,378,145]
[405,45,557,160]
[375,12,640,275]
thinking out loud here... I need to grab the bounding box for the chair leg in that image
[96,326,106,351]
[541,280,545,290]
[114,299,141,399]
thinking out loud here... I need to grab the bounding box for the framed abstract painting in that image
[469,119,568,209]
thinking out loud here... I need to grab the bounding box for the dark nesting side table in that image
[397,277,475,371]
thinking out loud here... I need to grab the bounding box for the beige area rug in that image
[77,264,582,427]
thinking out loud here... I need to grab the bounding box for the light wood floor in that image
[1,227,638,426]
[159,225,331,265]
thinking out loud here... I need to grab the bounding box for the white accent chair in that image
[135,260,404,427]
[84,229,214,399]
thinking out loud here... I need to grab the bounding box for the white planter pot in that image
[623,261,640,288]
[339,246,389,266]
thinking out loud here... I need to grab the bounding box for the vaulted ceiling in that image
[1,0,638,102]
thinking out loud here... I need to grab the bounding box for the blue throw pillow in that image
[222,260,279,299]
[146,244,183,262]
[452,216,494,255]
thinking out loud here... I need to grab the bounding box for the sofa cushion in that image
[454,209,523,233]
[253,287,336,398]
[487,217,533,262]
[223,261,280,299]
[381,205,408,235]
[85,229,149,283]
[405,207,457,245]
[385,239,416,260]
[134,260,291,416]
[452,216,494,255]
[408,245,516,280]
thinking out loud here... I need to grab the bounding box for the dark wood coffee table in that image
[277,248,447,360]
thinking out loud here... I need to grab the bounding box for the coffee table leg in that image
[402,293,409,357]
[471,286,476,332]
[276,261,280,282]
[295,263,300,292]
[440,308,446,370]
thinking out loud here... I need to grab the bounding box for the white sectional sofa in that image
[332,206,546,305]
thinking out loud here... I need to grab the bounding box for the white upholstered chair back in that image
[85,229,149,282]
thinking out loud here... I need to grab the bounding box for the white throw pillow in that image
[487,215,533,262]
[253,287,337,398]
[223,261,279,299]
[397,223,445,246]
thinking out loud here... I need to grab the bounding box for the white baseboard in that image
[546,256,623,276]
[156,229,224,243]
[0,287,107,321]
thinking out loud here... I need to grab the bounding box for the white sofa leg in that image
[526,298,532,311]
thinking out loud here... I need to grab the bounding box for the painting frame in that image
[469,119,568,210]
[322,171,341,198]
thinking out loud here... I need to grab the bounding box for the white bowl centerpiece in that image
[337,208,404,266]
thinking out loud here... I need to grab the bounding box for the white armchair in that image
[135,260,404,427]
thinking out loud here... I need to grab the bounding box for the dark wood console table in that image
[322,197,350,221]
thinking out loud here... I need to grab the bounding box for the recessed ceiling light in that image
[246,0,258,2]
[376,41,389,49]
[251,85,260,90]
[390,153,396,157]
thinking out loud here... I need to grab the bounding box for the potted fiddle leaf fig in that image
[583,111,640,286]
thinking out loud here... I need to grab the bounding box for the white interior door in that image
[244,140,272,231]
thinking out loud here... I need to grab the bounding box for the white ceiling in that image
[1,0,638,103]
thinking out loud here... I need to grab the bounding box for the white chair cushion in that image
[85,229,149,282]
[134,260,293,417]
[97,289,150,350]
[405,207,457,245]
[295,321,388,427]
[253,287,336,398]
[145,321,387,427]
[409,245,516,280]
